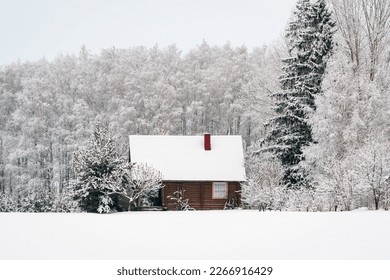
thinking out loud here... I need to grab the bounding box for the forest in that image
[0,0,389,212]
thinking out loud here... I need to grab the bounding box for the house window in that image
[212,182,228,199]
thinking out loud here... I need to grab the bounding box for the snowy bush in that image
[52,189,80,213]
[305,136,390,211]
[124,163,164,211]
[0,193,17,212]
[17,188,54,212]
[242,153,286,210]
[223,196,240,210]
[352,139,390,210]
[167,189,194,211]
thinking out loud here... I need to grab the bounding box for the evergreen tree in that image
[72,126,129,213]
[262,0,335,188]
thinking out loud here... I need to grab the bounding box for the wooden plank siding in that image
[163,181,241,210]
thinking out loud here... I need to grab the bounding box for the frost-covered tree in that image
[354,139,390,210]
[305,0,390,210]
[0,192,16,212]
[52,189,80,213]
[261,0,335,188]
[17,186,55,212]
[124,163,163,210]
[331,0,390,80]
[72,126,129,213]
[242,153,285,210]
[313,154,358,211]
[312,138,390,211]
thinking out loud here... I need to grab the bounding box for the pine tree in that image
[262,0,335,188]
[72,126,129,213]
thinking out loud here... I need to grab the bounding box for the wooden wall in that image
[162,181,241,210]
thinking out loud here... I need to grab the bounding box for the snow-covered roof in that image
[129,135,246,182]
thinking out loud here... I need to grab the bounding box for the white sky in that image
[0,0,297,65]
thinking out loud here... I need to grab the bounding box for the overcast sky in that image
[0,0,297,65]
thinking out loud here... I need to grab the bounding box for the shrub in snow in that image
[353,139,390,210]
[0,193,17,212]
[304,136,390,211]
[124,163,164,210]
[167,189,195,211]
[17,187,54,212]
[242,153,286,210]
[284,188,316,212]
[312,155,359,211]
[52,189,80,213]
[223,197,240,210]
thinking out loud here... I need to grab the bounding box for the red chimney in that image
[204,133,211,151]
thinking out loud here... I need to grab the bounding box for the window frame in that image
[212,182,228,199]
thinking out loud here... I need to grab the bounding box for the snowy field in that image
[0,210,389,260]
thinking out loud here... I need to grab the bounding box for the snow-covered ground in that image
[0,210,389,260]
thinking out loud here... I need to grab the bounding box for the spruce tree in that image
[262,0,335,188]
[72,126,129,213]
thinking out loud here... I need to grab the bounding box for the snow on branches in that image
[72,126,129,213]
[72,126,164,213]
[262,0,335,189]
[124,163,164,210]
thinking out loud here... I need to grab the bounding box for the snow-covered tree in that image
[17,186,55,212]
[52,189,80,213]
[124,163,163,210]
[312,154,358,211]
[354,139,390,210]
[242,152,285,210]
[0,192,16,212]
[331,0,390,80]
[72,126,129,213]
[305,0,390,210]
[261,0,335,188]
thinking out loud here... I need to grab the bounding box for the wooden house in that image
[129,134,246,210]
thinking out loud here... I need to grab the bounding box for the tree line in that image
[0,40,279,211]
[1,0,390,212]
